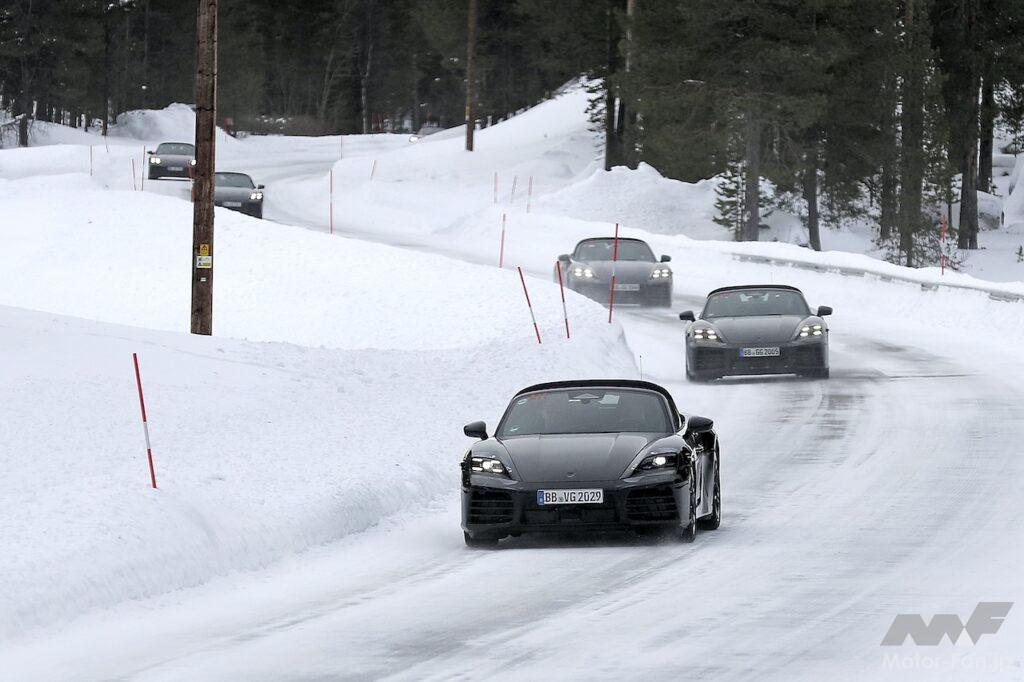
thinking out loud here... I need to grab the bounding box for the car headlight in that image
[249,191,264,201]
[409,135,420,142]
[633,451,680,474]
[692,327,721,342]
[572,266,595,278]
[651,267,672,279]
[190,159,197,166]
[149,157,161,164]
[469,455,511,478]
[798,324,825,338]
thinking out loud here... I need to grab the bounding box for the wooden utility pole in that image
[465,0,477,151]
[191,0,218,335]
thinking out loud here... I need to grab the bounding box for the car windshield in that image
[703,289,810,318]
[215,173,254,188]
[575,239,655,262]
[497,388,672,437]
[156,143,194,156]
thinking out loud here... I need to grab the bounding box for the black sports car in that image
[680,285,832,381]
[214,172,264,218]
[460,379,721,547]
[147,142,196,180]
[556,237,673,307]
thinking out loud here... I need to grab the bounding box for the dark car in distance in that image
[147,142,195,180]
[556,237,673,307]
[681,285,832,381]
[460,379,721,547]
[214,172,264,218]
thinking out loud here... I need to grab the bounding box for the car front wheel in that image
[678,472,698,543]
[464,531,499,549]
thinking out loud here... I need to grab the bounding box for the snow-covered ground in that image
[1,89,1023,680]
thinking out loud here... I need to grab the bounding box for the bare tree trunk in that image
[803,143,821,251]
[979,58,995,194]
[360,2,375,135]
[465,0,477,151]
[958,0,980,250]
[898,0,926,267]
[102,7,111,137]
[743,110,762,242]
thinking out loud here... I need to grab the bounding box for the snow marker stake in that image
[499,213,507,268]
[132,353,158,490]
[518,266,543,344]
[329,168,334,235]
[130,158,138,191]
[556,260,570,338]
[370,159,378,180]
[89,145,93,176]
[510,175,518,204]
[140,147,145,191]
[608,222,620,323]
[527,176,533,213]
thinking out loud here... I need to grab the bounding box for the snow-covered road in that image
[7,302,1022,680]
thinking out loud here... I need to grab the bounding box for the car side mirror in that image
[558,254,571,262]
[679,310,695,322]
[146,150,153,155]
[257,184,265,189]
[817,305,833,317]
[687,415,714,433]
[660,254,671,263]
[464,421,488,440]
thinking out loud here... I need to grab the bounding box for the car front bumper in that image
[687,339,828,378]
[149,164,192,179]
[461,471,693,540]
[215,200,263,217]
[568,279,672,306]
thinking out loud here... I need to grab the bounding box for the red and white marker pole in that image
[509,175,518,204]
[329,168,334,235]
[498,213,508,268]
[940,213,947,276]
[556,260,570,339]
[608,222,620,323]
[526,176,533,213]
[140,146,145,191]
[518,266,543,344]
[132,353,158,490]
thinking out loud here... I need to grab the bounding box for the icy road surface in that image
[7,307,1023,681]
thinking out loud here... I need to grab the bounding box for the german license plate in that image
[740,347,780,357]
[537,489,603,505]
[224,201,242,207]
[614,283,640,292]
[168,166,183,171]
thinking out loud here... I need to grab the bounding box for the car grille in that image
[694,348,727,370]
[793,345,824,366]
[625,486,678,522]
[467,490,514,524]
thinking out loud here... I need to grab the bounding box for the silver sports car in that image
[680,285,832,380]
[556,237,673,307]
[147,142,196,180]
[214,172,264,219]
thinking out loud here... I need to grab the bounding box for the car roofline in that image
[574,236,649,248]
[706,284,804,296]
[510,379,680,418]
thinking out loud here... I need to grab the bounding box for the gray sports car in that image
[214,172,264,219]
[556,237,672,307]
[680,285,832,380]
[147,142,195,180]
[460,379,721,547]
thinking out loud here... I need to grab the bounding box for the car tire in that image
[698,452,721,530]
[804,367,830,379]
[464,531,499,549]
[678,471,698,543]
[686,365,708,383]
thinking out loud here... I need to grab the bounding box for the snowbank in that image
[111,103,236,147]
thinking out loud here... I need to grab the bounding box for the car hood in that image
[498,432,663,482]
[215,186,255,201]
[577,260,661,282]
[707,315,804,344]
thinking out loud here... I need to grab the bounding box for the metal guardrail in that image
[730,253,1024,303]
